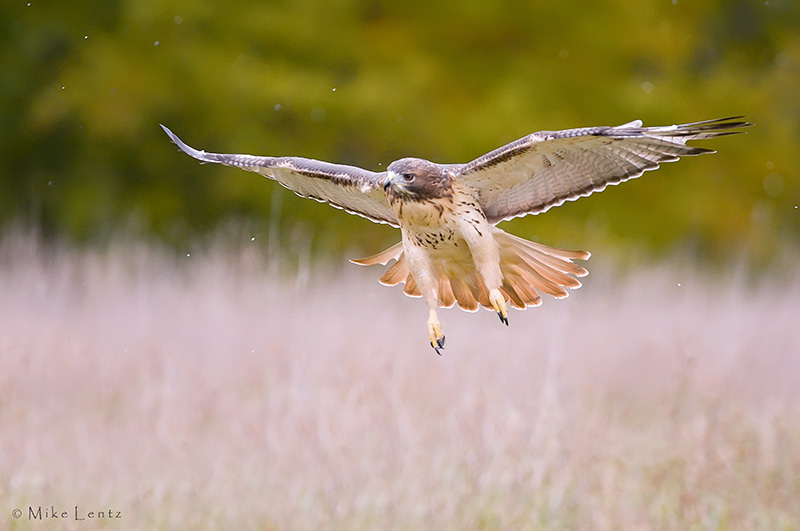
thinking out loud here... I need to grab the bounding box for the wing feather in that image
[457,117,751,224]
[161,125,397,227]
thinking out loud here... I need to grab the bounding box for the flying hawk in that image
[162,117,750,354]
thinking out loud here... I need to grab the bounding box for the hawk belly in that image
[400,198,496,312]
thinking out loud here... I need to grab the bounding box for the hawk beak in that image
[383,174,393,191]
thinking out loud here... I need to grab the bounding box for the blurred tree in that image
[1,0,798,265]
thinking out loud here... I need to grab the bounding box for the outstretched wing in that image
[457,117,751,224]
[161,125,398,227]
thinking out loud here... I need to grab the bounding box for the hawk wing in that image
[161,125,398,227]
[457,117,751,224]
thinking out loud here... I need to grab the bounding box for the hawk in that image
[162,117,750,354]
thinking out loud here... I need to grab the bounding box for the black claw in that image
[497,312,509,326]
[431,335,445,355]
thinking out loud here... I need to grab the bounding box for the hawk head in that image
[384,158,452,202]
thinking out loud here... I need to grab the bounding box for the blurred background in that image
[2,0,798,266]
[3,3,800,527]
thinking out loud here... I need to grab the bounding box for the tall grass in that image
[1,233,799,530]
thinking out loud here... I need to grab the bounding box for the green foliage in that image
[2,0,798,263]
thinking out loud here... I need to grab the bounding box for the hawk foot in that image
[489,289,509,326]
[427,311,445,355]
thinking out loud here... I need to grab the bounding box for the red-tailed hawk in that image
[162,117,750,354]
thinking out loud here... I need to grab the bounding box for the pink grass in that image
[1,233,799,529]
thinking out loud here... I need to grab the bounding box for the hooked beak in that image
[382,173,393,191]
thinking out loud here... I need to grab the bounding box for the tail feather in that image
[439,278,457,308]
[506,271,542,307]
[513,263,568,300]
[450,277,480,312]
[494,230,587,302]
[379,255,409,286]
[403,274,420,298]
[511,251,582,289]
[501,279,527,309]
[349,242,404,266]
[508,235,591,266]
[351,227,589,311]
[472,274,491,310]
[510,264,561,300]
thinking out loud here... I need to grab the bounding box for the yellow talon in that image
[427,310,445,355]
[489,289,509,326]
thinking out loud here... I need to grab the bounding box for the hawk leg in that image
[489,288,509,326]
[427,309,445,355]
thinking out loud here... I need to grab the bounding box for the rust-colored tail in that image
[351,228,589,311]
[492,229,589,309]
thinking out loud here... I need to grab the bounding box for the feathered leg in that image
[402,234,446,354]
[457,215,509,326]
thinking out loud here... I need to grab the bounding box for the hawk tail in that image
[351,228,589,312]
[493,228,590,309]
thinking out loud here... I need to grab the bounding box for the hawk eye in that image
[402,173,415,182]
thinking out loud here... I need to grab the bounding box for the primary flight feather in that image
[162,117,750,354]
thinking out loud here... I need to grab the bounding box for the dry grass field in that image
[1,233,799,530]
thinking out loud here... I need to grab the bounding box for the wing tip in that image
[160,123,182,146]
[676,116,754,138]
[160,123,212,162]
